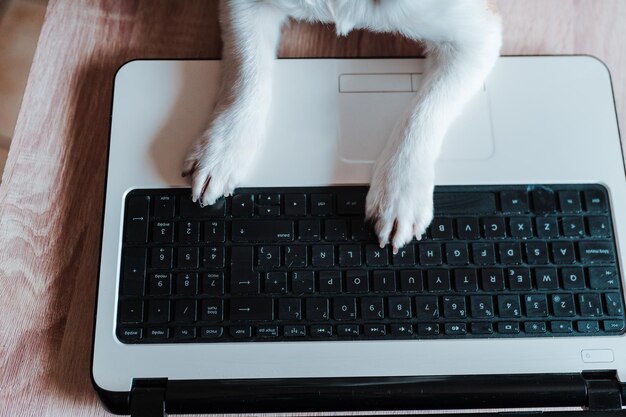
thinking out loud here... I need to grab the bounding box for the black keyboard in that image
[117,184,625,343]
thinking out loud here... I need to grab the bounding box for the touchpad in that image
[337,73,495,162]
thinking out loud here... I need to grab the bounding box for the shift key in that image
[232,220,294,242]
[230,298,274,321]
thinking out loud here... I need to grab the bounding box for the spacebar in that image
[231,220,294,242]
[434,192,497,215]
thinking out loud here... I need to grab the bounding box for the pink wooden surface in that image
[0,1,624,416]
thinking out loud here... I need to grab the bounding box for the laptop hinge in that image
[130,378,168,417]
[583,370,623,411]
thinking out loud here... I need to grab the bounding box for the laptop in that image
[92,56,626,415]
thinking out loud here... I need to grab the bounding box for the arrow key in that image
[230,298,274,321]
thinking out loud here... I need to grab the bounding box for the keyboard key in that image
[257,325,279,338]
[587,216,611,237]
[230,270,260,294]
[588,267,619,289]
[524,321,547,334]
[337,324,360,337]
[525,294,548,317]
[180,197,225,218]
[472,243,496,265]
[149,273,171,295]
[390,324,413,336]
[310,194,333,216]
[415,296,439,319]
[265,272,287,294]
[561,267,585,290]
[230,298,274,321]
[258,205,280,217]
[231,194,254,217]
[232,220,294,242]
[470,295,494,318]
[366,245,389,266]
[230,326,252,338]
[558,191,582,213]
[500,191,529,214]
[524,242,549,265]
[560,217,584,238]
[551,242,576,264]
[392,245,416,266]
[584,190,607,212]
[123,247,147,296]
[119,328,142,340]
[154,195,175,219]
[532,188,556,213]
[151,247,172,269]
[175,299,197,322]
[471,322,493,335]
[498,242,522,264]
[388,296,412,319]
[201,299,223,322]
[445,323,467,335]
[339,245,361,267]
[201,326,223,338]
[430,218,453,240]
[605,293,624,316]
[536,217,559,239]
[230,246,254,270]
[400,270,423,292]
[298,220,321,241]
[279,298,302,320]
[482,217,506,239]
[258,246,280,269]
[507,268,531,291]
[578,294,602,317]
[419,244,442,265]
[454,269,478,292]
[418,323,440,336]
[333,298,357,320]
[481,268,504,291]
[176,272,198,295]
[361,297,385,320]
[307,298,330,321]
[509,217,533,239]
[351,219,376,241]
[577,320,599,333]
[325,219,348,241]
[179,221,200,243]
[443,296,466,319]
[291,271,315,294]
[284,325,306,337]
[551,321,573,333]
[456,218,480,240]
[310,325,333,337]
[318,271,341,293]
[578,241,615,264]
[284,194,307,216]
[364,324,387,337]
[258,193,280,206]
[346,269,370,293]
[551,294,575,317]
[427,270,450,292]
[434,192,496,215]
[285,245,308,268]
[153,222,174,243]
[312,245,335,267]
[204,221,225,242]
[119,299,143,323]
[603,320,625,332]
[203,246,224,268]
[146,328,169,339]
[337,192,365,215]
[498,295,521,318]
[445,243,469,265]
[498,322,520,334]
[177,247,199,269]
[203,272,224,296]
[148,300,170,323]
[534,268,558,290]
[372,270,396,292]
[125,195,150,242]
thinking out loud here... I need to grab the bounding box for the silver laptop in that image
[92,56,626,415]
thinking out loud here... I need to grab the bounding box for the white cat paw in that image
[365,158,435,253]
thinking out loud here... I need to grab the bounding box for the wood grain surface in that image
[0,1,624,416]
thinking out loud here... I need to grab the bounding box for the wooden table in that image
[1,1,624,416]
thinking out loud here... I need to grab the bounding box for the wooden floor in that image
[0,1,624,416]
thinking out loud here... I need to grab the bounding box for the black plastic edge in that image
[163,373,587,414]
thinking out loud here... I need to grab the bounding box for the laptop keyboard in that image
[117,185,625,343]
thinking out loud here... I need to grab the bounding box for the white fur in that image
[184,0,502,251]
